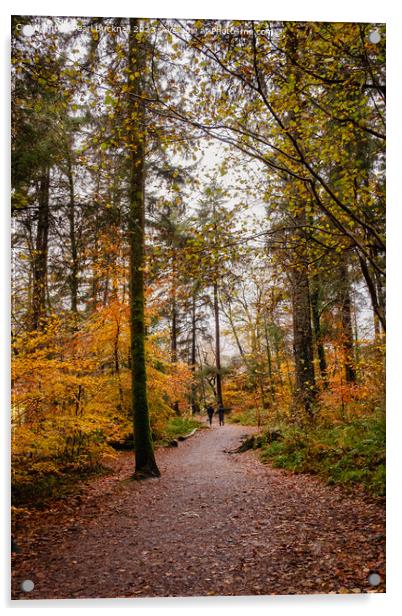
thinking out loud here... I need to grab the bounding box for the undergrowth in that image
[228,408,267,426]
[259,415,385,496]
[12,415,202,507]
[161,416,202,440]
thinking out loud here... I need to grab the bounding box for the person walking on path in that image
[206,404,214,426]
[218,403,225,426]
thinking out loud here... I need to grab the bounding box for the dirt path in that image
[11,423,385,599]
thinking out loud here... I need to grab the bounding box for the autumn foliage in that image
[12,301,192,499]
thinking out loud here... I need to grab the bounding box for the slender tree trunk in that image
[291,266,316,418]
[190,292,199,414]
[91,236,99,309]
[352,294,361,367]
[103,274,109,307]
[171,299,178,363]
[338,254,356,383]
[90,173,101,311]
[310,275,328,387]
[373,258,386,334]
[358,254,386,332]
[197,345,207,408]
[66,151,79,314]
[225,300,245,359]
[213,281,223,406]
[31,168,50,330]
[170,256,180,415]
[128,18,160,478]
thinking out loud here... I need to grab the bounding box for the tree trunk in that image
[170,256,180,415]
[190,292,199,414]
[358,254,386,332]
[338,254,356,383]
[213,281,223,407]
[31,168,50,330]
[197,345,207,408]
[291,267,316,418]
[373,257,386,334]
[283,26,316,418]
[310,275,328,387]
[66,150,79,314]
[90,173,101,311]
[128,18,160,478]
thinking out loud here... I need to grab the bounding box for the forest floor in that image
[11,422,385,600]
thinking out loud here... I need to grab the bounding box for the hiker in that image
[206,404,214,426]
[218,403,225,426]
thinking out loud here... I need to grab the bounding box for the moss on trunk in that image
[128,18,160,479]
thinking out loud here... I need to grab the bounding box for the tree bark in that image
[291,266,316,418]
[31,168,50,330]
[197,345,207,408]
[338,254,356,383]
[310,275,328,387]
[358,254,386,332]
[66,149,79,314]
[213,281,223,406]
[170,253,180,415]
[284,26,316,419]
[128,18,160,478]
[190,292,199,414]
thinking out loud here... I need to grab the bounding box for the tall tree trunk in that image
[291,266,316,418]
[31,168,50,330]
[373,255,386,335]
[197,345,207,408]
[128,18,160,478]
[170,250,180,415]
[66,151,79,314]
[90,173,101,311]
[213,281,223,406]
[310,275,328,387]
[358,253,386,332]
[170,271,177,367]
[190,292,199,414]
[284,25,316,418]
[338,254,356,383]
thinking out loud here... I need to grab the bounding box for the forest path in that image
[12,422,385,599]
